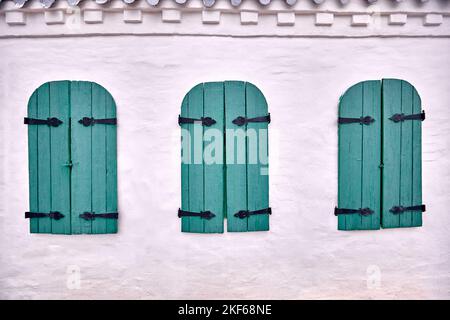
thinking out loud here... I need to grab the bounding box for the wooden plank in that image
[37,83,52,233]
[186,84,204,233]
[411,86,423,227]
[360,81,381,230]
[91,83,107,234]
[105,89,118,233]
[225,81,248,232]
[338,82,363,230]
[70,81,93,234]
[27,90,39,233]
[49,81,71,234]
[382,79,402,228]
[246,82,269,232]
[203,82,225,233]
[180,94,191,232]
[399,81,414,227]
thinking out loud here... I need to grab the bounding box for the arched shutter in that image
[180,83,225,233]
[26,81,117,234]
[382,79,423,228]
[27,81,71,234]
[337,80,382,230]
[337,79,425,230]
[179,81,270,233]
[225,81,270,232]
[71,81,118,234]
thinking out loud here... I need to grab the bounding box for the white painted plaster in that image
[0,35,449,299]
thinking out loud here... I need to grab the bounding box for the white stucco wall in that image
[0,35,449,300]
[1,0,450,299]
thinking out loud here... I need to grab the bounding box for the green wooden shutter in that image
[226,81,270,232]
[382,79,423,228]
[337,79,424,230]
[27,81,71,234]
[180,81,270,233]
[26,81,117,234]
[180,83,225,233]
[337,81,382,231]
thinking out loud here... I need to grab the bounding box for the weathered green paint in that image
[92,83,107,234]
[225,81,248,232]
[27,90,39,233]
[26,81,117,234]
[338,81,381,230]
[49,81,71,234]
[382,79,423,228]
[180,81,270,233]
[203,82,225,233]
[37,83,52,234]
[71,81,93,234]
[411,88,423,227]
[180,94,190,232]
[181,84,205,233]
[338,79,423,230]
[246,83,269,232]
[105,90,118,234]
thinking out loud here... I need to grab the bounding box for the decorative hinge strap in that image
[390,205,426,215]
[79,117,117,127]
[232,114,271,126]
[338,116,374,125]
[389,111,425,123]
[79,212,119,220]
[334,207,374,217]
[25,211,65,220]
[178,115,216,127]
[234,207,272,219]
[177,208,216,220]
[24,117,63,127]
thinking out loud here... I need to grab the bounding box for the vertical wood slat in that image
[361,81,381,230]
[180,94,191,232]
[27,91,39,233]
[71,81,93,234]
[411,87,423,227]
[92,83,107,234]
[185,84,205,233]
[49,81,71,234]
[225,81,248,232]
[246,83,269,232]
[382,79,402,228]
[399,81,414,227]
[338,82,363,230]
[37,83,52,233]
[203,82,224,233]
[105,90,118,233]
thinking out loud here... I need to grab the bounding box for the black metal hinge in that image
[389,111,425,123]
[234,207,272,219]
[178,115,216,127]
[338,116,374,125]
[334,207,374,217]
[24,117,63,127]
[178,208,216,220]
[79,117,117,127]
[79,212,119,220]
[232,114,271,126]
[25,211,65,220]
[390,205,426,215]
